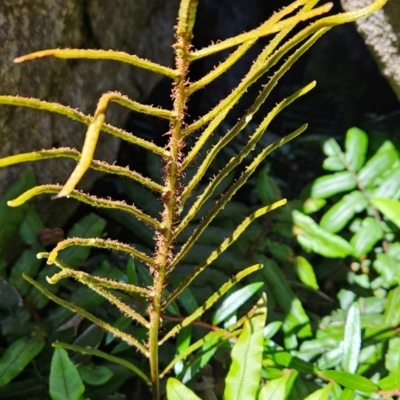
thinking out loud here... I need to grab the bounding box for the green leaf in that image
[166,378,201,400]
[372,165,400,199]
[303,383,332,400]
[383,287,400,327]
[77,364,114,386]
[373,253,398,285]
[294,256,319,290]
[0,170,35,256]
[318,371,378,393]
[320,191,368,233]
[212,282,264,325]
[342,303,361,373]
[323,156,345,172]
[309,172,356,199]
[49,348,85,400]
[126,257,138,286]
[258,370,298,400]
[372,197,400,229]
[0,337,44,387]
[303,198,327,214]
[323,138,342,157]
[358,142,398,187]
[344,127,368,172]
[350,217,383,258]
[293,211,353,258]
[336,388,355,400]
[257,165,282,204]
[260,256,311,339]
[0,278,32,338]
[224,294,267,400]
[59,213,106,267]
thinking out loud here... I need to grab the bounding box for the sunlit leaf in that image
[258,370,298,399]
[167,378,201,400]
[358,142,398,187]
[294,256,318,290]
[344,127,368,172]
[372,197,400,229]
[318,370,378,393]
[303,383,332,400]
[212,282,263,325]
[224,294,267,400]
[309,172,356,199]
[342,303,361,373]
[293,211,353,258]
[350,217,383,258]
[320,191,368,233]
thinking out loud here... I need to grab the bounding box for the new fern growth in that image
[0,0,387,398]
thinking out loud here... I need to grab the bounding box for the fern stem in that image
[14,48,179,79]
[148,2,198,398]
[0,148,164,193]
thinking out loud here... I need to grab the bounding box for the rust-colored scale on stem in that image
[148,1,199,399]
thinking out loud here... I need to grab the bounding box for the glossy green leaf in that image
[258,370,298,400]
[294,256,319,290]
[0,337,44,387]
[260,256,311,338]
[224,294,267,400]
[49,348,85,400]
[342,303,361,373]
[383,287,400,327]
[373,254,398,285]
[303,198,327,214]
[358,142,398,187]
[350,217,383,258]
[78,364,114,386]
[336,388,354,400]
[373,165,400,199]
[166,378,201,400]
[309,172,356,199]
[323,138,342,157]
[320,191,368,233]
[212,282,263,325]
[379,373,400,391]
[344,127,368,172]
[293,211,353,258]
[323,156,345,172]
[372,197,400,229]
[318,371,378,393]
[303,383,332,400]
[264,321,282,339]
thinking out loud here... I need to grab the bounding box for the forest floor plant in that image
[0,0,388,399]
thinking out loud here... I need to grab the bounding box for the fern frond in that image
[47,269,150,328]
[165,200,285,304]
[8,184,161,229]
[23,274,149,355]
[173,125,306,268]
[0,95,168,157]
[0,148,164,193]
[189,0,331,59]
[47,237,155,267]
[159,264,262,344]
[14,48,179,78]
[39,252,151,296]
